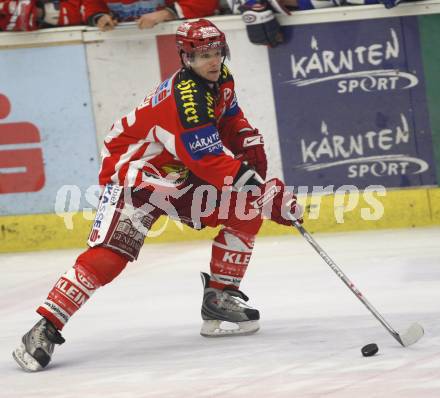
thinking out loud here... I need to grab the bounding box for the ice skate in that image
[13,318,65,372]
[200,272,260,337]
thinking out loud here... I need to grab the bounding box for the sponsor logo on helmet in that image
[199,26,221,38]
[176,22,192,37]
[193,42,225,54]
[177,79,199,124]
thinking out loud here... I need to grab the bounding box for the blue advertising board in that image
[269,17,437,189]
[0,44,99,215]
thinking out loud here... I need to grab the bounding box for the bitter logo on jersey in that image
[175,75,217,129]
[177,79,200,125]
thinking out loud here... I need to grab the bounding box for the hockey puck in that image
[361,343,379,357]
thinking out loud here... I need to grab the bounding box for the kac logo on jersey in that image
[152,77,173,107]
[181,125,223,160]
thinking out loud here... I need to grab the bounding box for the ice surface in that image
[1,227,440,398]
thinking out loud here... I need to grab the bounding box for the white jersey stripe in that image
[155,125,177,157]
[99,145,111,176]
[104,118,124,144]
[213,231,254,253]
[110,126,157,184]
[126,109,136,127]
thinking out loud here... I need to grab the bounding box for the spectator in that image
[0,0,84,31]
[1,0,39,31]
[228,0,290,47]
[38,0,84,28]
[83,0,219,32]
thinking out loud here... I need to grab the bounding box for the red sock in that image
[209,227,256,290]
[37,247,128,329]
[37,263,101,330]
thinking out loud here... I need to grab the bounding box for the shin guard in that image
[209,227,256,290]
[37,263,101,330]
[37,247,128,330]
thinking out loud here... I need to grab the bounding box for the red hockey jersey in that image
[40,0,84,27]
[0,0,38,31]
[0,0,83,31]
[99,65,253,190]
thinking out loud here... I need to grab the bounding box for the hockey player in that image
[12,18,303,372]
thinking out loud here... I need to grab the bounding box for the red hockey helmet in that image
[176,19,229,59]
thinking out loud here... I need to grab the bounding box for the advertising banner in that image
[269,17,437,190]
[0,45,99,215]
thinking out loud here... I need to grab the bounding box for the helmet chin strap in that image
[181,52,192,69]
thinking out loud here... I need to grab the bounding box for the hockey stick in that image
[292,220,424,347]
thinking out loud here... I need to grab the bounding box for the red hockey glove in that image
[231,129,267,180]
[250,178,303,226]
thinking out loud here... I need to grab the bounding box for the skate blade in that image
[200,320,260,337]
[12,343,43,372]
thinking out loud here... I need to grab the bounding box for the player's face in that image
[190,48,223,82]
